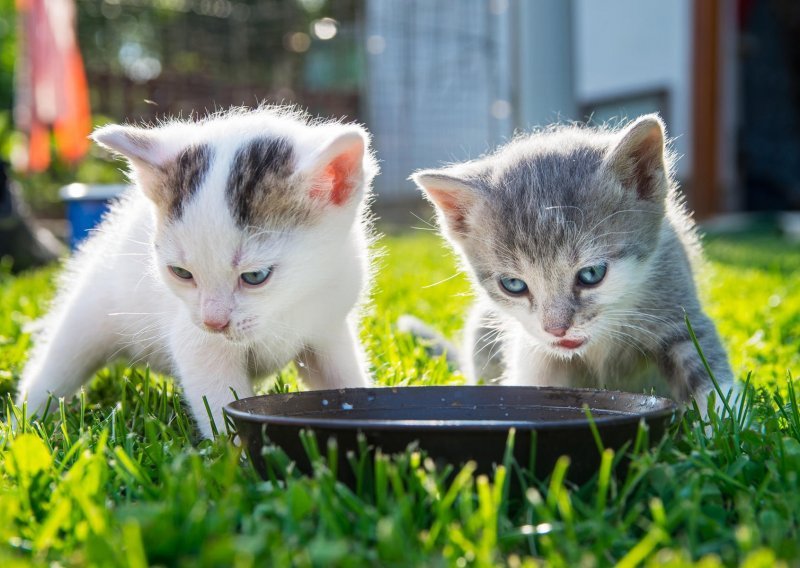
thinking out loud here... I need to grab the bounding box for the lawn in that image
[0,227,799,567]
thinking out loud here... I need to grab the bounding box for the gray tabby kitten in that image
[411,114,734,409]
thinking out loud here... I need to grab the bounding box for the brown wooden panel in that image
[691,0,721,218]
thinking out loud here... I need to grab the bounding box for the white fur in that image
[17,107,377,438]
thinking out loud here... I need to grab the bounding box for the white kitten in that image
[17,107,378,438]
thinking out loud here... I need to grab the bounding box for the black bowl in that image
[225,386,676,484]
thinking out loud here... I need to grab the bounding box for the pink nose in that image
[203,318,230,332]
[544,326,569,338]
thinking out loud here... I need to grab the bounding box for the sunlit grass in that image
[703,231,800,387]
[0,229,798,566]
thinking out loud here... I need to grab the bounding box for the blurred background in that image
[2,0,800,265]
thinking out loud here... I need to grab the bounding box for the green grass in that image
[0,229,799,567]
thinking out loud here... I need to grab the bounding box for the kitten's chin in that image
[545,346,584,361]
[223,333,251,346]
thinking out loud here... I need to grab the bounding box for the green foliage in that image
[0,0,14,113]
[703,231,800,387]
[0,230,798,565]
[0,263,56,398]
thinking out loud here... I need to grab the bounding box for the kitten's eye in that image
[241,268,272,287]
[169,265,193,280]
[576,263,608,286]
[499,276,528,295]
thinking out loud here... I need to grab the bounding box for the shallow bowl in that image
[225,385,676,484]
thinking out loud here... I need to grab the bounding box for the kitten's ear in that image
[301,129,368,207]
[91,124,167,168]
[412,171,479,236]
[605,114,668,201]
[92,124,185,209]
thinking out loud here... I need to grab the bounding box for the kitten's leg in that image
[169,329,254,439]
[658,315,736,417]
[463,303,505,384]
[296,321,370,390]
[17,298,116,417]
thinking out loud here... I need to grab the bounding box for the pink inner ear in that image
[311,148,361,206]
[427,187,473,233]
[428,188,463,220]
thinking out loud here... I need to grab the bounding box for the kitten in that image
[411,114,735,409]
[17,106,377,438]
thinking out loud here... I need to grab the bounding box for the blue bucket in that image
[60,183,130,250]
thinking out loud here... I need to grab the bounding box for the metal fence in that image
[365,0,513,201]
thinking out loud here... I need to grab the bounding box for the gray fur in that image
[226,136,300,228]
[412,114,735,408]
[161,143,214,220]
[397,315,460,366]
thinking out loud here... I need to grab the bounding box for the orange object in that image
[14,0,91,172]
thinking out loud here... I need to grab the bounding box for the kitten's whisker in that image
[127,340,172,368]
[107,330,170,364]
[472,331,502,359]
[88,228,152,248]
[599,321,661,350]
[603,306,680,313]
[592,323,650,360]
[602,311,682,327]
[545,204,586,235]
[601,311,685,330]
[451,231,518,261]
[603,322,666,347]
[602,314,683,331]
[483,333,506,372]
[409,212,440,231]
[245,226,287,241]
[133,271,153,294]
[421,272,461,289]
[587,230,637,241]
[586,209,661,235]
[116,323,163,339]
[108,312,169,316]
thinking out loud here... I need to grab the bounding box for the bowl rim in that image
[224,385,678,432]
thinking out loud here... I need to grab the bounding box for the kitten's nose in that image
[203,318,230,332]
[544,326,569,338]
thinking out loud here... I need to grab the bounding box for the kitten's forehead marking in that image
[162,143,214,220]
[226,136,297,228]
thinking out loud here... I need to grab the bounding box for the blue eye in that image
[241,268,272,286]
[169,265,193,280]
[577,263,608,286]
[499,276,528,295]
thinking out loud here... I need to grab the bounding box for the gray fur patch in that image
[162,144,214,220]
[226,137,299,228]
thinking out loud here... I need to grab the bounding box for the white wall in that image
[573,0,692,177]
[515,0,576,128]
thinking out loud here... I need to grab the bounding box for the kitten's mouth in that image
[199,325,244,343]
[553,338,586,350]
